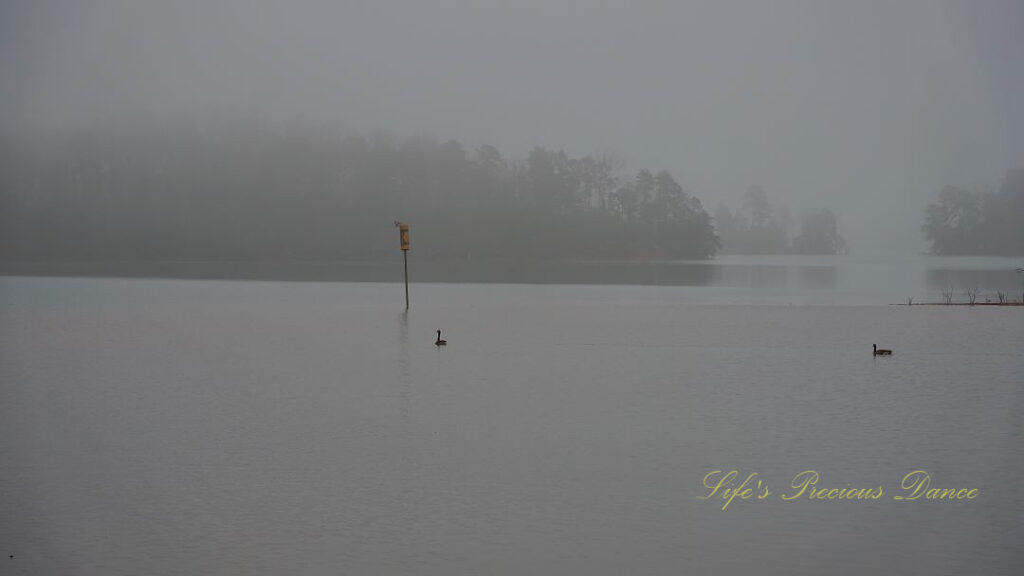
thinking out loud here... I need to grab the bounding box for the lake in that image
[2,258,1023,574]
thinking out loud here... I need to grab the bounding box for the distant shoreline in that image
[0,259,729,286]
[5,259,1022,297]
[891,302,1024,307]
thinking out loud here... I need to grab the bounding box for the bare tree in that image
[942,286,955,305]
[964,287,980,306]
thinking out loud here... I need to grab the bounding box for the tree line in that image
[0,122,720,262]
[713,186,847,255]
[922,170,1024,256]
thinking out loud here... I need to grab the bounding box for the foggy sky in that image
[3,0,1022,254]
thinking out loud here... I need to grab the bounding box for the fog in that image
[2,0,1022,255]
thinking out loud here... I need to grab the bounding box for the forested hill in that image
[0,123,719,262]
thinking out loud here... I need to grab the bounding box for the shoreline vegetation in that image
[1,122,1020,265]
[922,171,1024,256]
[1,121,857,266]
[892,302,1024,306]
[714,186,847,256]
[1,123,723,263]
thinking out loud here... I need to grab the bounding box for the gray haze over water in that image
[3,0,1022,254]
[2,277,1022,574]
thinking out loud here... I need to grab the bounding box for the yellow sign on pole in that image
[399,223,410,251]
[395,221,410,309]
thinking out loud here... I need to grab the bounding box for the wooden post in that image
[403,248,409,310]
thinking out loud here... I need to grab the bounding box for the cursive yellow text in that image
[780,470,885,501]
[699,470,770,510]
[893,470,978,501]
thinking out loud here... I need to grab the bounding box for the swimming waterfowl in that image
[873,344,892,356]
[435,330,447,346]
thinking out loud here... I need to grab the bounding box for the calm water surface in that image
[5,254,1024,305]
[1,273,1022,574]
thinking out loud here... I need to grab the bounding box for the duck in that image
[873,344,892,356]
[435,330,447,346]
